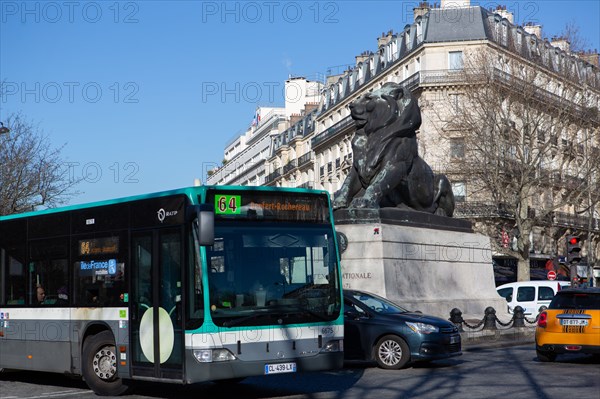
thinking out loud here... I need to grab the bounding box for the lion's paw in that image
[349,197,379,209]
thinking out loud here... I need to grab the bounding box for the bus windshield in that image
[206,223,341,327]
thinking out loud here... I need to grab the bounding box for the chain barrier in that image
[494,315,514,327]
[462,318,485,330]
[449,305,542,331]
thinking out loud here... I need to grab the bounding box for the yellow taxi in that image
[535,287,600,362]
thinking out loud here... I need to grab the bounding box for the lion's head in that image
[349,82,421,137]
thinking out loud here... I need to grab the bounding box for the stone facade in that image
[207,1,600,278]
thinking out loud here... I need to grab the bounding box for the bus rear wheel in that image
[82,331,130,396]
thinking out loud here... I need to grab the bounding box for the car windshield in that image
[549,292,600,310]
[351,292,408,314]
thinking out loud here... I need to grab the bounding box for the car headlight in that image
[406,321,439,334]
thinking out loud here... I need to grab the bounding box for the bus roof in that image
[0,185,331,221]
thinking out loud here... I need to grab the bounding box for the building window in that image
[450,138,465,158]
[501,23,508,46]
[452,182,466,202]
[449,51,464,70]
[449,93,462,112]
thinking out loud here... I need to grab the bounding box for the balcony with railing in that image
[553,211,600,231]
[298,181,315,189]
[282,159,297,175]
[264,168,282,184]
[454,202,514,219]
[297,152,313,168]
[455,201,600,232]
[491,68,600,124]
[311,115,355,148]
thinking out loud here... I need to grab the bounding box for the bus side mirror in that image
[189,204,214,246]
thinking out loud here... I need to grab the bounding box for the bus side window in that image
[3,255,26,305]
[28,239,69,307]
[0,219,27,306]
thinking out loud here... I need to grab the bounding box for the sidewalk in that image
[460,325,536,351]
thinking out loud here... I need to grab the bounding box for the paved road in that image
[1,345,599,399]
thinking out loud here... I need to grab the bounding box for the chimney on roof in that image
[413,1,430,20]
[441,0,470,8]
[377,30,394,48]
[577,50,600,67]
[355,51,371,66]
[494,5,513,23]
[289,113,303,126]
[304,102,318,114]
[550,37,571,54]
[524,23,542,39]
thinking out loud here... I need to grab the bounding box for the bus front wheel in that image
[82,331,130,396]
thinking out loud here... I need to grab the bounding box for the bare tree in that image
[559,20,590,53]
[437,49,600,281]
[0,113,80,215]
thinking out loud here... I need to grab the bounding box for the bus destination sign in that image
[215,195,241,215]
[209,190,329,223]
[79,236,119,256]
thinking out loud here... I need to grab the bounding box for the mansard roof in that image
[422,6,490,43]
[319,5,599,113]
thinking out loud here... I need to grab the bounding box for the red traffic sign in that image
[547,270,557,280]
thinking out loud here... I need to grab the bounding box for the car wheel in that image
[536,349,557,362]
[82,331,130,396]
[373,335,410,370]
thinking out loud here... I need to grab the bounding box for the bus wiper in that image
[222,310,275,327]
[221,305,332,327]
[284,304,331,321]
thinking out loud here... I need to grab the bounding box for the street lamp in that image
[0,122,10,135]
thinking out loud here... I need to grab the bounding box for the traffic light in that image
[566,235,582,264]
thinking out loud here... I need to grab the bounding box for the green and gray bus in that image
[0,185,344,395]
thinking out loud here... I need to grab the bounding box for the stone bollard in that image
[513,305,525,328]
[449,308,464,332]
[482,307,497,330]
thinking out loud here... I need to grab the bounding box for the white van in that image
[496,281,570,315]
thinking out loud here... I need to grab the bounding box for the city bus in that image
[0,185,344,395]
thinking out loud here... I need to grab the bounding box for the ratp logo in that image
[157,208,178,223]
[157,208,166,223]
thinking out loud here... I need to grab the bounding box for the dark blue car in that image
[343,290,462,369]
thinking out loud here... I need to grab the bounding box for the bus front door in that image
[130,228,184,381]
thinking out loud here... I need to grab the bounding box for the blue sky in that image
[1,0,599,206]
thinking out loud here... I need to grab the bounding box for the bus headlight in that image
[193,349,236,363]
[320,339,343,352]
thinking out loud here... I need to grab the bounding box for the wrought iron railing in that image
[297,152,313,168]
[264,168,281,184]
[311,115,354,147]
[455,202,600,232]
[282,160,297,175]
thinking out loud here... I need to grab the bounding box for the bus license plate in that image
[561,319,588,326]
[265,362,296,375]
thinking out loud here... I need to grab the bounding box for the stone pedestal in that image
[335,208,507,319]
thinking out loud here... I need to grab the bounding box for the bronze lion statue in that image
[332,82,455,217]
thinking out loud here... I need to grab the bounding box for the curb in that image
[460,326,535,351]
[463,339,533,352]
